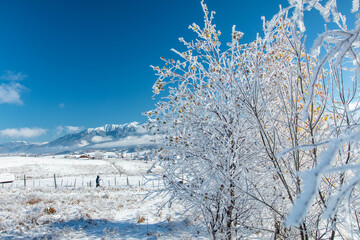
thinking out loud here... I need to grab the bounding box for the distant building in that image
[79,154,94,159]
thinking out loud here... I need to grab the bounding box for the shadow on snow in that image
[52,218,176,239]
[5,218,189,240]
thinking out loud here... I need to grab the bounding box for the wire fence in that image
[0,174,163,190]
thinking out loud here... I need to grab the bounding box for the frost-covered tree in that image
[284,0,360,239]
[147,0,360,239]
[242,1,360,236]
[147,2,261,238]
[225,6,345,237]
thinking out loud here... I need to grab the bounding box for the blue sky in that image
[0,0,353,143]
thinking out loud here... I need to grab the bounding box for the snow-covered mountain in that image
[0,122,157,154]
[0,141,31,153]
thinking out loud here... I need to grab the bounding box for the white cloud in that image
[0,127,47,138]
[0,82,25,105]
[0,71,27,81]
[92,134,159,148]
[91,136,113,143]
[0,71,27,105]
[65,126,82,133]
[57,126,83,135]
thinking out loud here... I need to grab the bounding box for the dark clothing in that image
[96,176,101,187]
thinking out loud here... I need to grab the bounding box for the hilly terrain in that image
[0,122,157,154]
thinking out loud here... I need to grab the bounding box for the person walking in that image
[96,175,101,187]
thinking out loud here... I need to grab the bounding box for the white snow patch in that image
[0,173,15,183]
[0,155,207,239]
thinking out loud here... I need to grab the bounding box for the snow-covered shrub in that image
[148,0,360,239]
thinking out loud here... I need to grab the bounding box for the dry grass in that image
[43,207,56,215]
[27,198,42,205]
[137,216,145,223]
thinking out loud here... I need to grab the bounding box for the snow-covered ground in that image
[0,155,208,239]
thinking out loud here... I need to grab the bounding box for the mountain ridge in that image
[0,122,156,154]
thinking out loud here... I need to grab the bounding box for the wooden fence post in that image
[54,174,57,189]
[24,175,26,187]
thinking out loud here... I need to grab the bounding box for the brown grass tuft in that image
[27,198,41,205]
[137,216,145,223]
[43,207,56,214]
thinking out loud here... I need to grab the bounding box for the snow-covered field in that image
[0,156,207,239]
